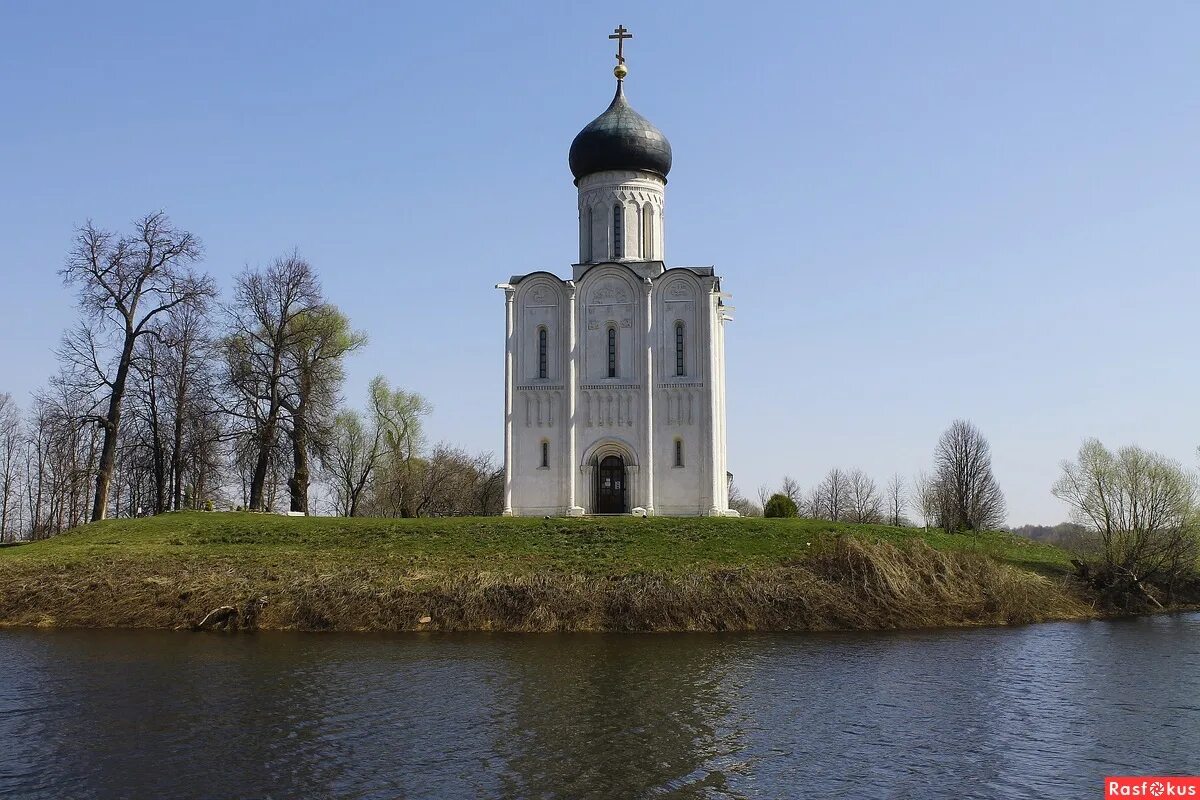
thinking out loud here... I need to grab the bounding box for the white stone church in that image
[498,32,736,516]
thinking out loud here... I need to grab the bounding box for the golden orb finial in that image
[614,62,628,80]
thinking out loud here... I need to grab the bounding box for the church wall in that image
[573,266,646,512]
[579,267,642,383]
[503,264,731,517]
[503,262,733,516]
[651,272,718,515]
[509,277,570,515]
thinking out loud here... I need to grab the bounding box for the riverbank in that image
[0,512,1099,631]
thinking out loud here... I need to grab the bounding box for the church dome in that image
[568,82,672,183]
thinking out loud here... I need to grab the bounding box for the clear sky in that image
[1,2,1198,525]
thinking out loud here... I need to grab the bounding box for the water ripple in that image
[0,617,1197,799]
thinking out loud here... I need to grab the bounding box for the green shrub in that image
[764,493,799,518]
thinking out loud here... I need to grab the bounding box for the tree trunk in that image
[91,330,137,522]
[91,418,117,521]
[171,407,184,511]
[288,396,309,514]
[248,419,275,512]
[171,335,191,511]
[248,342,286,512]
[147,354,167,515]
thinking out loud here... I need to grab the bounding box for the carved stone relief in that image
[590,280,631,306]
[666,281,692,300]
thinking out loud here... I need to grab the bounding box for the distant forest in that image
[1010,522,1093,550]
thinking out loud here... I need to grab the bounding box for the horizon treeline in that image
[751,425,1200,607]
[746,418,1006,534]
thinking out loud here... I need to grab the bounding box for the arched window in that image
[674,320,686,377]
[537,327,548,380]
[612,204,623,259]
[643,204,654,260]
[541,440,550,469]
[674,438,684,468]
[607,326,617,378]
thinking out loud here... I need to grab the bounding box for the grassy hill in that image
[0,512,1088,632]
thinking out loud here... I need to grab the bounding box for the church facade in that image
[498,34,736,516]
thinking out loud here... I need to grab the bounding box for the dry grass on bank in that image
[0,514,1091,631]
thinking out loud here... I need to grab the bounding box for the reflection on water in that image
[0,615,1197,799]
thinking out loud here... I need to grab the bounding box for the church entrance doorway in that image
[595,455,627,514]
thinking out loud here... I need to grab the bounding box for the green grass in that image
[2,511,1074,578]
[0,513,1089,632]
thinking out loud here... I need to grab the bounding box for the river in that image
[1,614,1197,799]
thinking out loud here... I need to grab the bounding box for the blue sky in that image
[1,2,1198,524]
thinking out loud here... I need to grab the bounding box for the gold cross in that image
[609,24,632,65]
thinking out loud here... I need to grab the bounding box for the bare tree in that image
[932,419,1006,532]
[158,302,215,511]
[0,394,20,540]
[23,389,98,535]
[885,473,907,527]
[127,334,170,513]
[224,254,321,511]
[844,469,883,523]
[473,453,505,517]
[728,481,761,516]
[1053,439,1199,602]
[58,213,212,521]
[756,484,771,511]
[811,467,850,521]
[180,397,225,510]
[780,475,803,508]
[912,470,938,530]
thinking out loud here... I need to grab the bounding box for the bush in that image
[764,493,799,518]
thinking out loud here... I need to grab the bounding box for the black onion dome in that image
[568,82,672,183]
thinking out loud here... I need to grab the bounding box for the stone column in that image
[566,282,583,515]
[642,277,655,515]
[502,287,516,515]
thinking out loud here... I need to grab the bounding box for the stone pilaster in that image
[642,277,655,515]
[502,286,515,515]
[566,282,584,515]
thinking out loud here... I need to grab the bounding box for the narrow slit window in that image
[607,327,617,378]
[674,439,684,468]
[612,205,623,258]
[637,205,645,257]
[541,440,550,469]
[674,321,686,377]
[585,207,593,262]
[538,327,548,380]
[643,205,654,260]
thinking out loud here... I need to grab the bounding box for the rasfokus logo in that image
[1106,777,1200,797]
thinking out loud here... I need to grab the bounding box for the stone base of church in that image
[505,505,743,517]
